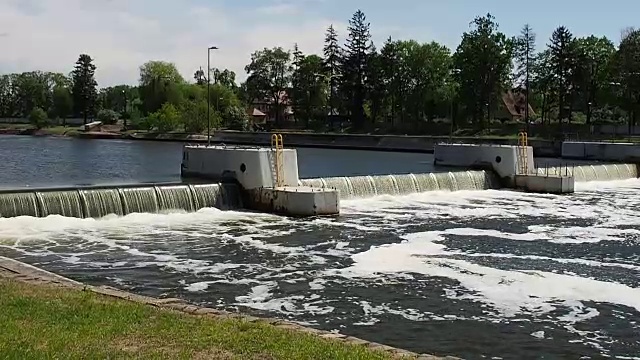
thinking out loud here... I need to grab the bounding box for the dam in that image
[1,135,640,359]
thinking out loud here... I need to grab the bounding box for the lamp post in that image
[207,46,219,146]
[122,89,127,130]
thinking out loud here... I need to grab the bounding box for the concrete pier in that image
[435,142,575,194]
[246,186,339,217]
[181,143,340,217]
[514,175,575,194]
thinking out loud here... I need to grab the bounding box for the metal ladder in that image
[270,133,284,187]
[517,131,528,175]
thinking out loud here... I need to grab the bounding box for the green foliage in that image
[453,13,514,128]
[96,109,120,125]
[71,54,98,124]
[51,86,73,123]
[148,103,180,133]
[245,47,292,125]
[180,100,213,133]
[4,11,640,136]
[291,54,328,126]
[29,107,48,129]
[341,9,372,129]
[225,106,250,130]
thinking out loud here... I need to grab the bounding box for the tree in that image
[291,54,328,126]
[244,47,292,125]
[180,99,212,133]
[96,109,120,125]
[548,26,578,122]
[454,13,513,127]
[613,29,640,130]
[514,24,537,125]
[194,67,206,85]
[341,10,372,130]
[29,107,48,129]
[225,106,250,130]
[323,24,342,119]
[52,86,73,125]
[573,36,616,124]
[71,54,98,124]
[139,61,185,114]
[211,68,237,89]
[148,103,180,133]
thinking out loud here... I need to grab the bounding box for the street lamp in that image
[207,46,219,146]
[122,89,127,130]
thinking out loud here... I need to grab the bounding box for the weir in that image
[0,183,241,219]
[2,135,640,219]
[300,171,500,199]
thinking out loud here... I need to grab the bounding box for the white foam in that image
[341,230,640,320]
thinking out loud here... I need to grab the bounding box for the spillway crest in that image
[0,183,242,218]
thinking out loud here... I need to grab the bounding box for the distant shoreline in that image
[0,124,563,156]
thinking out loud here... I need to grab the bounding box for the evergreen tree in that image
[548,26,577,122]
[323,24,341,118]
[341,10,372,129]
[514,24,536,125]
[71,54,98,124]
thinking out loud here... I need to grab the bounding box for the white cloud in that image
[0,0,345,87]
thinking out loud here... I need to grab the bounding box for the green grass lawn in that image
[0,279,395,360]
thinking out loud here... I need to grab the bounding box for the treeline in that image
[2,10,640,135]
[0,58,249,132]
[244,11,640,133]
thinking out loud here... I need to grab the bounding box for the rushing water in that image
[1,135,640,358]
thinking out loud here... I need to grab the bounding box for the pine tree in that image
[71,54,98,124]
[323,24,341,117]
[549,26,577,122]
[342,10,372,129]
[514,24,536,126]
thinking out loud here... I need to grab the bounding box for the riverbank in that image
[0,256,446,359]
[0,123,563,157]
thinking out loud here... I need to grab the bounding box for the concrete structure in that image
[434,143,535,178]
[181,144,339,217]
[245,186,339,217]
[562,141,640,162]
[514,175,575,194]
[181,145,299,188]
[434,143,574,194]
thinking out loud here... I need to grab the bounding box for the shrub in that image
[29,107,49,129]
[96,109,120,125]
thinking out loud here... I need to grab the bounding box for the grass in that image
[0,279,395,360]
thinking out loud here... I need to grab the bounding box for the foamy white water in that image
[1,179,640,358]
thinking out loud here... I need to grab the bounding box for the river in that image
[0,135,639,359]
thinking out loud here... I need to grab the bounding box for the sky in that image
[1,0,638,87]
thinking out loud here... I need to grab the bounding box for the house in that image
[247,108,267,130]
[495,89,536,122]
[250,91,295,124]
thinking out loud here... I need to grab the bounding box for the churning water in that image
[1,178,640,358]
